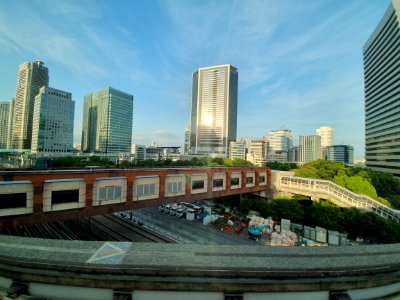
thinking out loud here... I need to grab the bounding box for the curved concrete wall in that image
[0,236,399,299]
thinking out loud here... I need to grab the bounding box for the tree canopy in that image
[293,160,400,209]
[235,196,400,244]
[263,161,298,171]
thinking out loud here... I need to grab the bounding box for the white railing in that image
[279,176,400,221]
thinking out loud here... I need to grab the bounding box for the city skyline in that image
[0,0,392,159]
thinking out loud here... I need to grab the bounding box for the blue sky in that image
[0,0,391,159]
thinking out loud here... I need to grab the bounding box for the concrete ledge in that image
[0,236,399,293]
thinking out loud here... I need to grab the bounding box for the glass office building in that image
[326,145,354,165]
[364,0,400,176]
[31,87,74,153]
[267,129,293,163]
[81,87,133,154]
[189,64,238,157]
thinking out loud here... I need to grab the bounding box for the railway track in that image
[0,214,175,243]
[94,214,174,243]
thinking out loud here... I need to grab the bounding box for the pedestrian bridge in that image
[0,166,270,227]
[272,171,400,221]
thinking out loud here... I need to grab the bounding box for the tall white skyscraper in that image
[316,126,334,148]
[31,87,74,153]
[11,61,49,150]
[267,129,293,162]
[189,64,238,157]
[364,0,400,177]
[81,87,133,154]
[299,135,322,163]
[316,126,334,159]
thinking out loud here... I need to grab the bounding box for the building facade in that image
[316,126,334,148]
[288,146,299,163]
[11,61,49,150]
[184,126,190,155]
[326,145,354,165]
[31,87,74,153]
[131,144,146,161]
[189,64,238,157]
[229,140,247,160]
[316,126,334,159]
[81,87,133,154]
[267,129,293,163]
[363,0,400,177]
[299,135,322,163]
[0,102,11,149]
[246,139,267,166]
[6,99,15,149]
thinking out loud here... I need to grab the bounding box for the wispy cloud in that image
[0,2,108,79]
[133,130,183,147]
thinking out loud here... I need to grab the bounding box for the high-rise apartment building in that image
[11,61,49,150]
[189,64,238,157]
[326,145,354,165]
[267,129,293,162]
[0,102,10,149]
[299,135,322,163]
[364,0,400,177]
[81,87,133,154]
[31,87,74,153]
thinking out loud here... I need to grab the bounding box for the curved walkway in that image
[279,176,400,221]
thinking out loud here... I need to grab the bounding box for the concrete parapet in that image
[0,236,399,299]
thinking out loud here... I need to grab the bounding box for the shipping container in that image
[328,230,340,245]
[316,226,327,243]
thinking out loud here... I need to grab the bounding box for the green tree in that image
[53,156,84,167]
[333,174,378,199]
[231,158,254,167]
[264,161,297,171]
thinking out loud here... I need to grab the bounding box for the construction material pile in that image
[268,229,298,246]
[248,216,274,234]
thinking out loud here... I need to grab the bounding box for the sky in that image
[0,0,392,160]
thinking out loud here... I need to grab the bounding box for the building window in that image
[98,186,122,201]
[192,180,205,190]
[246,177,253,184]
[0,193,26,209]
[259,176,265,183]
[167,182,183,194]
[213,179,224,188]
[52,190,79,204]
[231,178,240,186]
[136,183,156,197]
